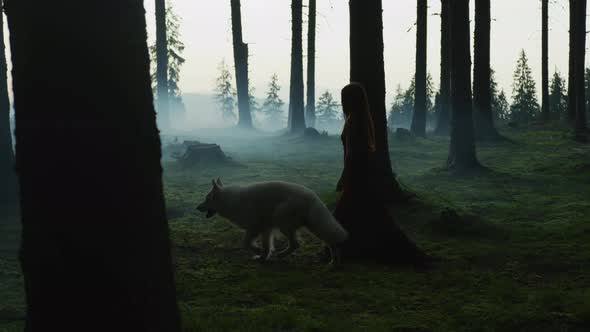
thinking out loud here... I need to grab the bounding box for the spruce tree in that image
[389,75,434,129]
[389,85,415,129]
[550,70,568,121]
[447,0,481,171]
[215,60,237,122]
[6,0,181,328]
[473,0,500,140]
[262,74,286,127]
[0,9,16,216]
[510,50,540,123]
[155,0,170,129]
[306,0,317,128]
[150,6,186,126]
[493,90,510,123]
[231,0,253,129]
[435,0,452,136]
[288,0,306,133]
[349,0,405,200]
[316,91,340,128]
[573,0,588,141]
[411,0,428,137]
[541,0,550,122]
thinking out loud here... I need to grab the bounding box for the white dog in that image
[197,179,348,262]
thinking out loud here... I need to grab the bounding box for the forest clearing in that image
[2,127,589,332]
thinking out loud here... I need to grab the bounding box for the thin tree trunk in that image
[574,0,588,140]
[231,0,253,129]
[435,0,451,136]
[447,0,481,170]
[0,9,16,216]
[349,0,404,202]
[306,0,317,129]
[6,0,181,330]
[156,0,170,130]
[473,0,499,140]
[289,0,306,133]
[541,0,550,122]
[568,0,576,124]
[411,0,428,137]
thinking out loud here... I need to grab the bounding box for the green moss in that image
[2,128,590,331]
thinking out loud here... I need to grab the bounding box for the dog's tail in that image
[306,198,348,245]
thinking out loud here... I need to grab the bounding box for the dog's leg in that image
[243,231,262,255]
[328,245,342,265]
[276,229,300,258]
[254,230,273,262]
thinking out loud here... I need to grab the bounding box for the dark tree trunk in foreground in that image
[6,1,181,330]
[574,0,588,140]
[289,0,306,133]
[156,0,170,129]
[411,0,428,137]
[349,0,404,202]
[473,0,499,140]
[306,0,317,128]
[0,10,16,216]
[447,0,481,170]
[435,0,451,136]
[231,0,253,129]
[568,0,576,124]
[541,0,550,122]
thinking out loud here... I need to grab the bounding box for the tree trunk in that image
[568,0,576,124]
[574,0,588,140]
[306,0,317,128]
[231,0,253,129]
[289,0,306,133]
[349,0,404,202]
[473,0,499,140]
[447,0,481,170]
[435,0,451,136]
[6,0,181,330]
[411,0,428,137]
[156,0,170,130]
[0,10,16,216]
[541,0,550,122]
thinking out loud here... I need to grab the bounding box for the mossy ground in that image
[2,128,590,331]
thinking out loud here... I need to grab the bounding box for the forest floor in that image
[1,127,590,331]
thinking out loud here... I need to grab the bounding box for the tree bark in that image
[411,0,428,137]
[0,9,16,216]
[568,0,576,124]
[289,0,306,133]
[349,0,404,202]
[473,0,499,140]
[541,0,550,122]
[435,0,451,136]
[574,0,588,140]
[306,0,317,128]
[447,0,481,170]
[156,0,170,130]
[231,0,253,129]
[6,0,181,330]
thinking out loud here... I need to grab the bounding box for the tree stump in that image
[390,128,415,142]
[174,142,236,168]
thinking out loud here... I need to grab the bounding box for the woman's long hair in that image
[341,82,377,153]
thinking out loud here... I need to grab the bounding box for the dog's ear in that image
[212,179,219,191]
[216,178,223,187]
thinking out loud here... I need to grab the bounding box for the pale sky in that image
[143,0,585,104]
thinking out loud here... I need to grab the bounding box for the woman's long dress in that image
[333,121,427,265]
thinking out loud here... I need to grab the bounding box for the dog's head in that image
[196,178,224,219]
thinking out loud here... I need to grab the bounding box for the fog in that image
[141,0,588,136]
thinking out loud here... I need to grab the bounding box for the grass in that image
[2,127,590,331]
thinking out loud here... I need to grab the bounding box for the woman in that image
[334,83,428,265]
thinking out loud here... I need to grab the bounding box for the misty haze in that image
[1,1,590,332]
